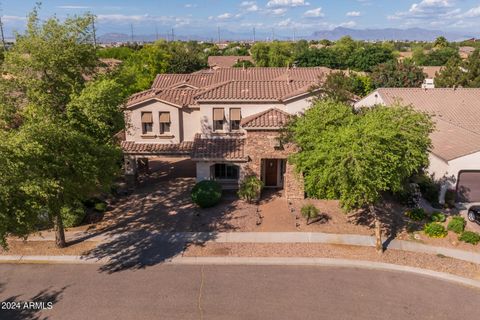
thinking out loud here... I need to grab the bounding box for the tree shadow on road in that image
[0,283,67,320]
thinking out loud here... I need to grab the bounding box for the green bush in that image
[444,189,456,208]
[301,204,320,225]
[61,201,86,228]
[415,174,440,206]
[405,208,426,221]
[94,202,108,212]
[430,211,446,223]
[238,176,264,203]
[424,222,448,238]
[191,180,222,208]
[459,231,480,245]
[447,216,466,234]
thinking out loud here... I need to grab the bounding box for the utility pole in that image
[253,27,256,43]
[0,2,6,51]
[293,28,296,42]
[130,23,134,43]
[217,26,220,44]
[155,23,159,41]
[271,28,275,42]
[91,15,97,49]
[171,28,174,42]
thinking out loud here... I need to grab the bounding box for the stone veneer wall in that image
[244,130,304,199]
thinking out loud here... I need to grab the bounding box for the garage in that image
[456,171,480,203]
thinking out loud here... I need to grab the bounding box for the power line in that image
[253,27,255,43]
[130,23,134,42]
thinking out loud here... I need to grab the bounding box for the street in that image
[0,263,479,319]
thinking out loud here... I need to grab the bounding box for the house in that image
[421,66,443,89]
[207,56,254,69]
[459,46,475,60]
[355,88,480,204]
[121,67,333,199]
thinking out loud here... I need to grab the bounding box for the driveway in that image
[1,264,479,320]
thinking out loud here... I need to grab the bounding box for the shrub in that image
[424,222,448,238]
[447,216,466,234]
[459,231,480,245]
[430,211,446,223]
[238,176,264,203]
[61,201,86,228]
[301,204,319,225]
[94,202,108,212]
[191,180,222,208]
[405,208,426,221]
[444,189,456,208]
[415,174,440,206]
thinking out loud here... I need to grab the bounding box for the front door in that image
[265,159,278,187]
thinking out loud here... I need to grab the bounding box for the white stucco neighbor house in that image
[355,88,480,205]
[121,67,335,199]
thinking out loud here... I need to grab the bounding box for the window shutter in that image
[230,108,241,121]
[159,112,170,123]
[213,108,224,121]
[141,112,153,123]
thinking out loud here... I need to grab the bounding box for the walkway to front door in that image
[257,189,296,232]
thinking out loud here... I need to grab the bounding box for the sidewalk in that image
[12,231,480,265]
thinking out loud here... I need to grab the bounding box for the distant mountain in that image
[311,27,474,41]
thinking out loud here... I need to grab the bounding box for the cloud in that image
[303,7,324,18]
[241,1,259,12]
[184,4,197,8]
[346,11,361,17]
[57,5,91,9]
[1,15,27,22]
[266,0,310,8]
[389,0,459,20]
[217,13,233,20]
[458,6,480,18]
[337,21,357,28]
[267,8,288,16]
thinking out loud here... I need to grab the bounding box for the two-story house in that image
[121,67,332,199]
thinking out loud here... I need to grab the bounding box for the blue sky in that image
[2,0,480,37]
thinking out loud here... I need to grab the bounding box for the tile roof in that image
[191,137,247,161]
[421,66,443,79]
[241,108,291,129]
[208,55,254,68]
[373,88,480,160]
[121,141,194,155]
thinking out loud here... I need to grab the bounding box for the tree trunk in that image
[54,214,66,248]
[370,205,383,254]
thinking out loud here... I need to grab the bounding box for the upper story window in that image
[159,112,171,134]
[230,108,241,131]
[213,108,225,131]
[141,112,153,134]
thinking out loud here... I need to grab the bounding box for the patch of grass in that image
[447,216,466,234]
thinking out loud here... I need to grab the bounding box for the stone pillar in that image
[124,154,138,189]
[284,163,305,199]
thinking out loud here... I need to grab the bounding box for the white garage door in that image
[456,171,480,203]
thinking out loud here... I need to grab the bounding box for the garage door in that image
[456,171,480,202]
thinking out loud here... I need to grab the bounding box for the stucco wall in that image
[354,91,385,108]
[182,108,201,141]
[125,100,181,144]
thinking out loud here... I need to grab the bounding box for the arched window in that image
[210,163,239,180]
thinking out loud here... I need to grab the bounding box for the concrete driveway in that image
[0,264,479,320]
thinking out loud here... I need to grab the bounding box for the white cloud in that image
[266,0,310,8]
[217,13,233,20]
[390,0,459,20]
[268,8,288,16]
[303,7,324,18]
[337,21,357,28]
[1,15,27,22]
[241,1,259,12]
[346,11,361,17]
[57,5,91,9]
[184,4,197,8]
[458,6,480,18]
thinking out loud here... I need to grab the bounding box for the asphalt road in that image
[0,263,479,320]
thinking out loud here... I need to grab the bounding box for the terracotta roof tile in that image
[121,141,194,155]
[241,108,291,129]
[192,137,247,161]
[208,56,253,68]
[421,66,443,79]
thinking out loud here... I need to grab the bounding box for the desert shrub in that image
[459,231,480,245]
[395,183,420,207]
[405,208,426,221]
[415,174,440,206]
[191,180,222,208]
[424,222,448,238]
[430,211,446,223]
[94,202,108,212]
[238,175,264,203]
[301,204,320,225]
[61,201,87,228]
[444,189,456,208]
[447,216,466,234]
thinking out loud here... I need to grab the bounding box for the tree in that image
[318,71,371,103]
[371,60,425,88]
[287,100,433,253]
[434,36,448,48]
[435,49,480,88]
[349,45,394,72]
[251,42,271,67]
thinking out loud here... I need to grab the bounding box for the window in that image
[213,108,225,131]
[230,108,241,131]
[159,112,171,134]
[212,164,239,180]
[141,112,153,134]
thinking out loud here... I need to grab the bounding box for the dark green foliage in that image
[444,189,456,208]
[94,202,108,213]
[371,60,425,88]
[435,49,480,88]
[424,222,448,238]
[301,204,320,225]
[459,231,480,245]
[405,208,426,221]
[319,71,372,103]
[97,46,136,60]
[238,176,264,203]
[414,47,459,66]
[349,45,395,72]
[61,201,86,228]
[232,60,255,68]
[430,212,446,223]
[447,216,466,234]
[191,180,222,208]
[414,174,440,206]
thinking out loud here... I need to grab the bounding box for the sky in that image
[2,0,480,38]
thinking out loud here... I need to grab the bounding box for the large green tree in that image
[287,100,433,252]
[435,49,480,87]
[371,60,425,88]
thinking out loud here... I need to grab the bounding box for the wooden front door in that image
[265,159,278,187]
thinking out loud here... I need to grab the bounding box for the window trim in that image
[211,163,239,181]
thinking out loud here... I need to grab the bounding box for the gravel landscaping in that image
[0,240,98,256]
[183,242,480,280]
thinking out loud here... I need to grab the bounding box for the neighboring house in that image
[459,46,475,60]
[397,51,413,61]
[355,88,480,204]
[421,66,443,89]
[207,56,254,69]
[121,67,333,199]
